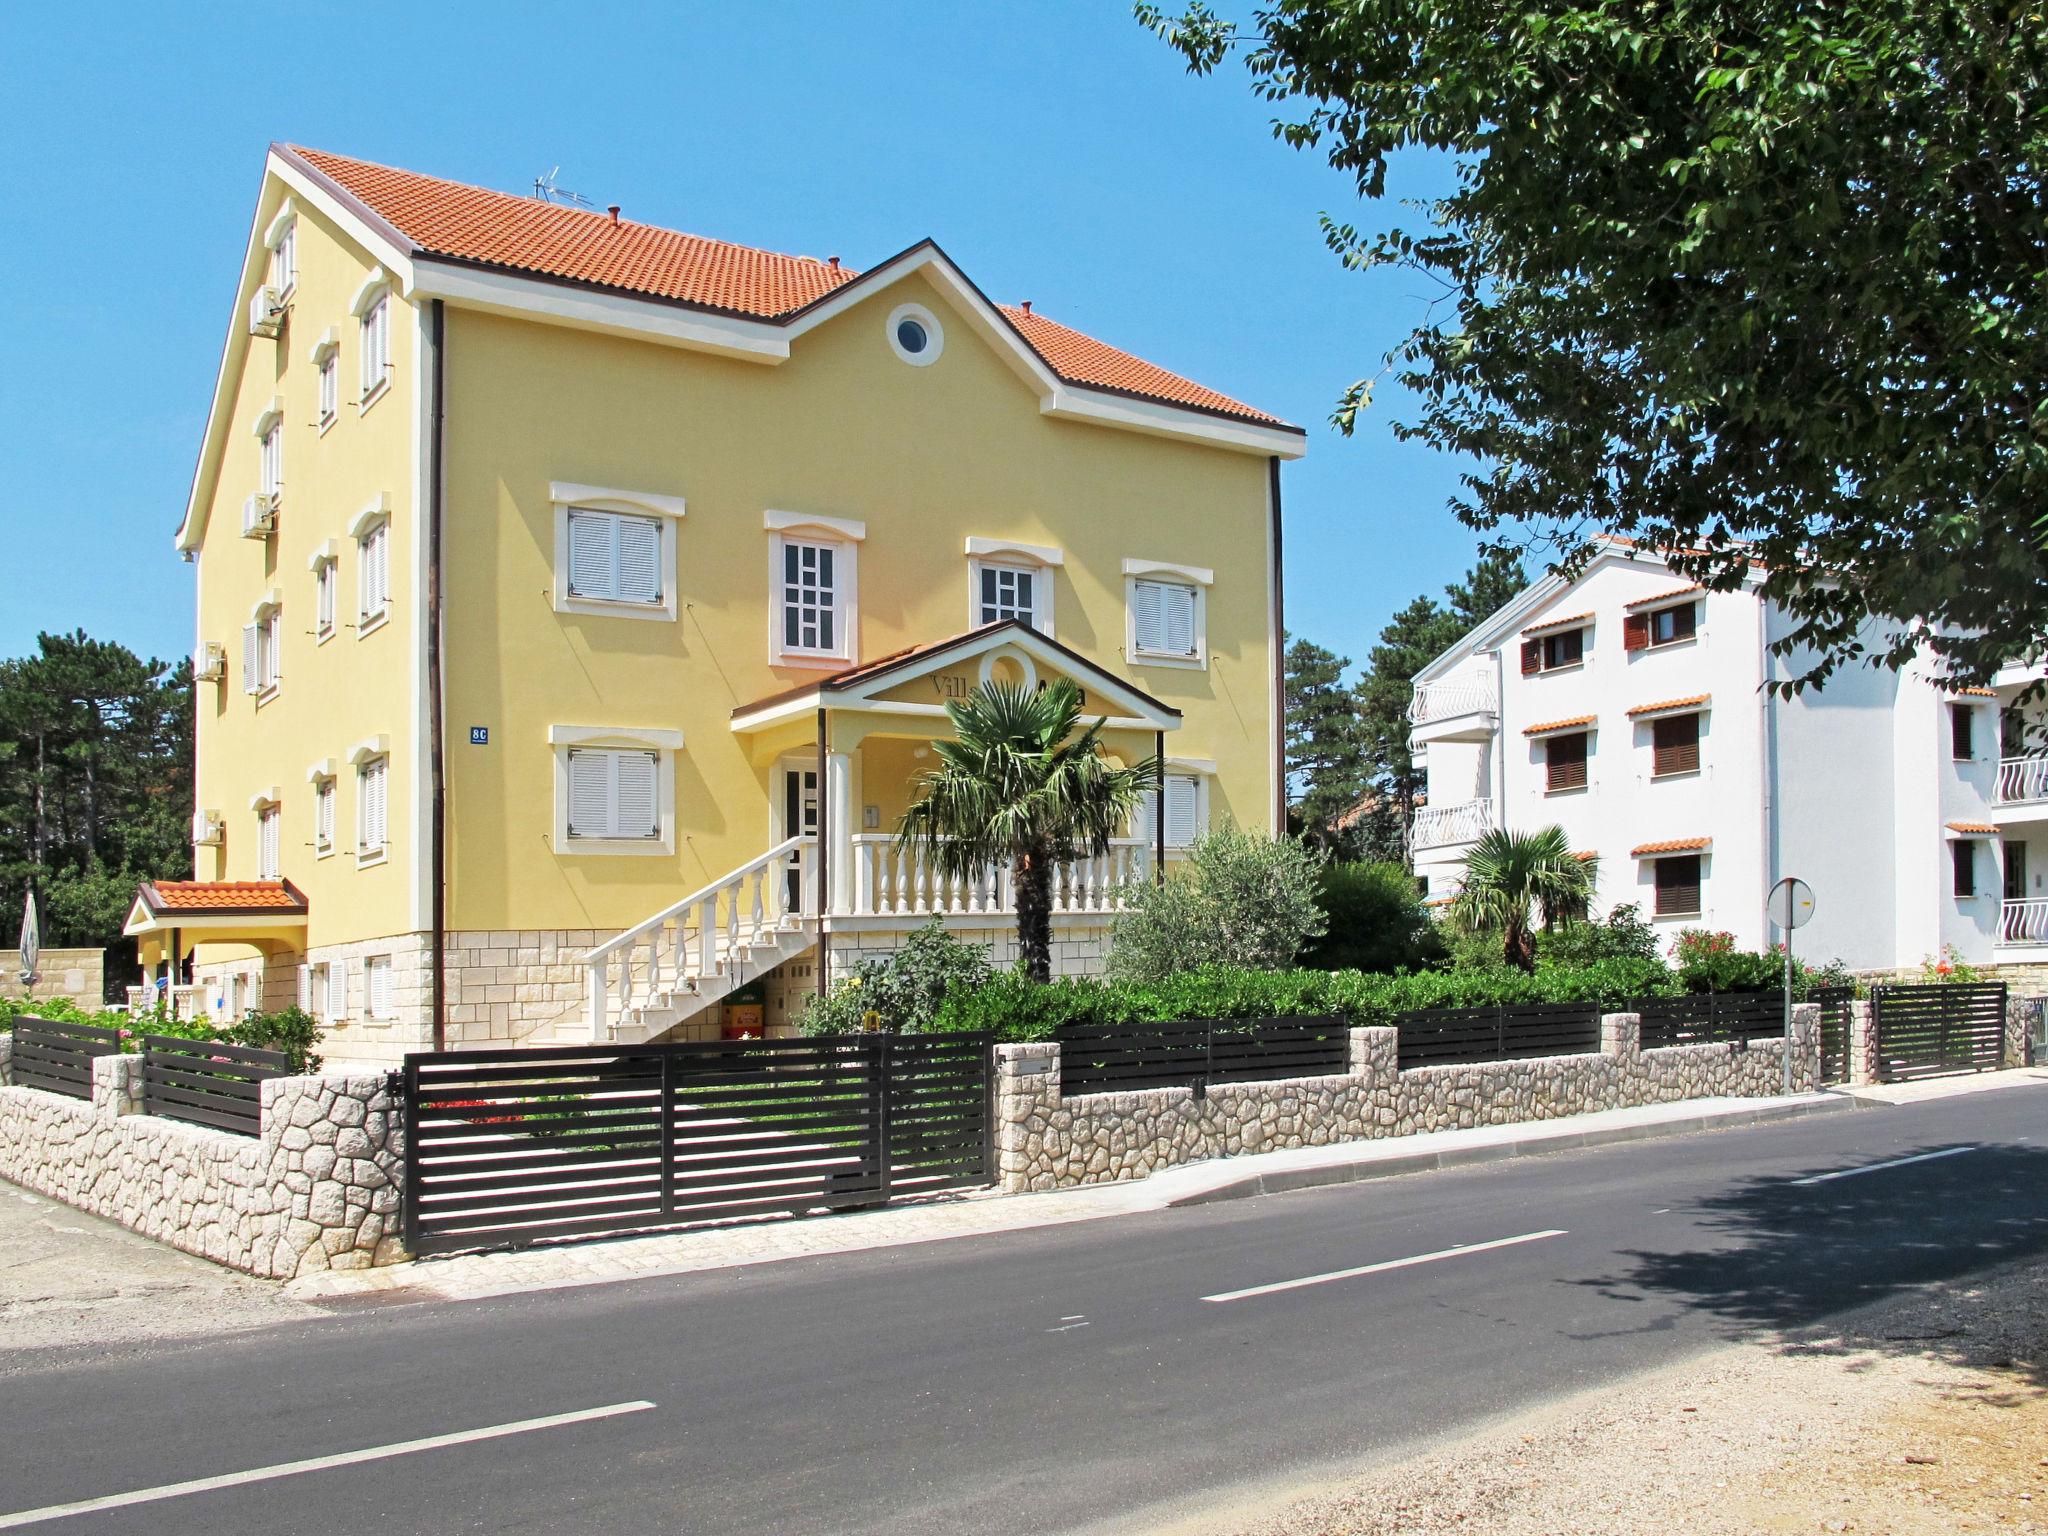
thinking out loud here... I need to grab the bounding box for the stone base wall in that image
[0,1038,405,1280]
[997,1008,1821,1193]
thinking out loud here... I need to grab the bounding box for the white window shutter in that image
[567,749,610,838]
[568,510,612,598]
[371,763,387,849]
[615,751,659,838]
[330,960,348,1021]
[1165,774,1200,846]
[1163,585,1197,656]
[1132,581,1164,652]
[297,964,312,1011]
[616,515,661,603]
[242,624,260,694]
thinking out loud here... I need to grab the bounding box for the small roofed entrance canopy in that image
[729,619,1182,735]
[124,880,309,967]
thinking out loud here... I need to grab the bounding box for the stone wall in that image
[996,1008,1820,1194]
[2,947,105,1009]
[0,1037,406,1280]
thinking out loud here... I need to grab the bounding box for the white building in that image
[1406,541,2048,974]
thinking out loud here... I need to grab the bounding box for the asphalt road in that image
[1,1083,2043,1535]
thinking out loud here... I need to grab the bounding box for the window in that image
[260,420,283,504]
[566,748,661,842]
[318,351,339,429]
[1652,713,1702,777]
[364,955,393,1020]
[1952,838,1979,898]
[357,756,388,862]
[314,557,337,640]
[243,606,282,695]
[257,806,281,880]
[1950,703,1976,761]
[358,519,390,627]
[781,539,841,655]
[567,508,663,606]
[270,219,296,295]
[978,564,1037,628]
[887,303,943,366]
[1647,602,1698,647]
[359,295,390,408]
[1654,855,1703,917]
[1132,579,1199,659]
[313,777,336,857]
[1136,773,1203,849]
[1519,626,1587,674]
[1545,731,1589,792]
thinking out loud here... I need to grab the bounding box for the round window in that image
[887,304,943,366]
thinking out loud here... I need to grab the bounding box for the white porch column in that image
[827,751,854,915]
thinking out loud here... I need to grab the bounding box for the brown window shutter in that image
[1652,714,1701,776]
[1520,638,1543,674]
[1546,732,1589,792]
[1623,614,1650,651]
[1654,855,1702,916]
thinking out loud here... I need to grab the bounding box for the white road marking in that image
[1792,1145,1978,1186]
[1201,1229,1570,1304]
[1045,1320,1091,1333]
[0,1401,656,1530]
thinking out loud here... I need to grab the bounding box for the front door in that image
[2004,840,2028,902]
[782,767,819,913]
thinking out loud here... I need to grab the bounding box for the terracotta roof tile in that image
[1631,837,1711,856]
[1627,694,1711,717]
[288,147,1288,428]
[1523,715,1597,736]
[139,880,307,915]
[1625,584,1705,612]
[1946,821,1998,834]
[1521,611,1593,638]
[1954,687,1996,698]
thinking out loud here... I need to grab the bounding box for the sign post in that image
[1766,877,1816,1095]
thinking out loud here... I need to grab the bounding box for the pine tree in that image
[1283,638,1370,848]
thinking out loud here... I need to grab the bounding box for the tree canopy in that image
[1145,0,2048,691]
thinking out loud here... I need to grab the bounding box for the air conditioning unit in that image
[242,492,277,538]
[192,641,226,683]
[247,285,284,338]
[192,810,225,847]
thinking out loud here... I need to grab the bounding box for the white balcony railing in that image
[848,835,1150,918]
[1411,798,1497,850]
[2002,898,2048,945]
[1407,678,1498,724]
[1997,755,2048,805]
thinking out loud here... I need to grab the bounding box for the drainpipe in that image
[816,705,829,1001]
[1267,455,1286,836]
[427,299,447,1052]
[1154,729,1167,882]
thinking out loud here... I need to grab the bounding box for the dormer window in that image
[1519,615,1589,674]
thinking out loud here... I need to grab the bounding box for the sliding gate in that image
[1871,984,2007,1082]
[402,1032,993,1256]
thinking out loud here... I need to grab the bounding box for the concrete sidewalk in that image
[289,1088,1863,1306]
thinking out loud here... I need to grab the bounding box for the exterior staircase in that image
[555,835,817,1045]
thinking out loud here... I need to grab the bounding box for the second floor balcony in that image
[1997,755,2048,807]
[1407,677,1499,744]
[1412,797,1497,851]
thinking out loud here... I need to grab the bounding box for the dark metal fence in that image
[141,1036,293,1136]
[1814,986,1855,1082]
[1634,991,1794,1049]
[9,1018,122,1099]
[1393,1002,1601,1069]
[1871,983,2007,1081]
[1056,1016,1351,1098]
[402,1031,994,1257]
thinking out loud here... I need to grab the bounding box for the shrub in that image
[1539,903,1659,968]
[1303,860,1444,973]
[1916,944,1983,984]
[222,1007,324,1073]
[1,994,322,1071]
[799,918,995,1035]
[1108,824,1327,982]
[1669,928,1781,993]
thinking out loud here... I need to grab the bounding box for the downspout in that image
[1758,592,1777,948]
[1154,729,1167,882]
[816,705,829,1001]
[427,299,447,1052]
[1267,456,1286,836]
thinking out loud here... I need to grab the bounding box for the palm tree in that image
[899,678,1158,982]
[1449,825,1598,972]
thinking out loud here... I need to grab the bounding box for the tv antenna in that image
[532,166,594,208]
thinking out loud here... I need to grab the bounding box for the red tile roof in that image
[137,880,307,915]
[1523,715,1597,736]
[1521,611,1593,638]
[1625,584,1705,612]
[1954,687,1996,698]
[1631,837,1711,856]
[1946,821,1998,834]
[1627,694,1711,718]
[287,147,1289,428]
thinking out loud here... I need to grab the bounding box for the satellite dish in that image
[1767,876,1815,932]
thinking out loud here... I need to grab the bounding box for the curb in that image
[1163,1094,1857,1208]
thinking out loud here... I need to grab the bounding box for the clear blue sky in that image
[0,1,1485,675]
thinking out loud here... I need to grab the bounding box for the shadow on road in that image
[1573,1139,2048,1385]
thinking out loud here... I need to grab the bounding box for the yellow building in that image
[128,145,1304,1067]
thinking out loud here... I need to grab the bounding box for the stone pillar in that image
[1349,1026,1397,1080]
[1789,1002,1822,1091]
[258,1071,411,1272]
[0,1031,13,1086]
[2006,995,2038,1069]
[1849,999,1880,1085]
[1601,1012,1642,1061]
[91,1052,143,1119]
[994,1041,1061,1194]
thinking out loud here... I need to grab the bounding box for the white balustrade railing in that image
[1410,798,1497,850]
[1997,755,2048,805]
[849,835,1150,918]
[2002,897,2048,945]
[582,835,815,1041]
[1408,677,1498,724]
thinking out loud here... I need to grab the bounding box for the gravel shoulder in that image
[1155,1255,2048,1536]
[0,1180,319,1368]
